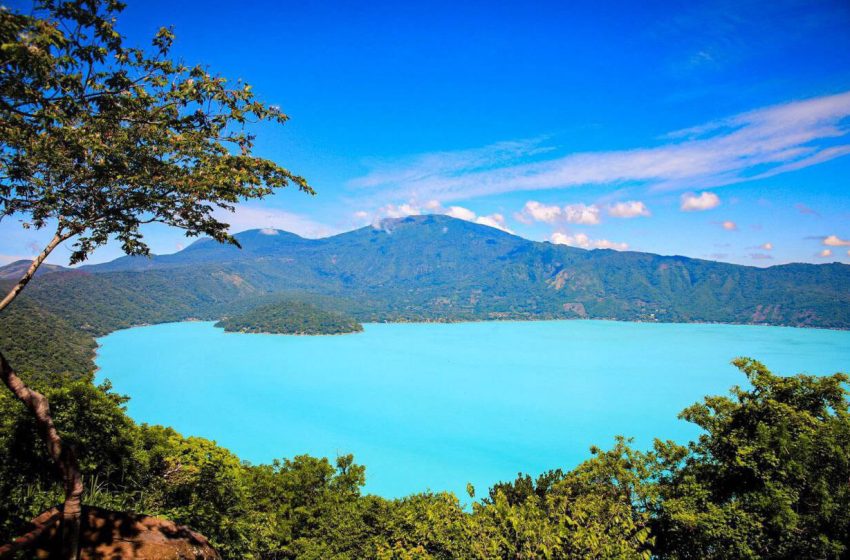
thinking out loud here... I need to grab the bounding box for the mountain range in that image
[2,214,849,378]
[0,260,69,280]
[9,213,850,326]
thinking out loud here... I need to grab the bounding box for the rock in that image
[24,505,220,559]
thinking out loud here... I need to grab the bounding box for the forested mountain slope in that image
[2,214,849,379]
[81,214,850,328]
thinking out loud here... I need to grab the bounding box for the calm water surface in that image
[95,320,850,499]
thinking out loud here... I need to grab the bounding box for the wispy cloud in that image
[350,139,551,191]
[795,203,820,216]
[349,92,850,202]
[0,254,31,266]
[750,253,774,260]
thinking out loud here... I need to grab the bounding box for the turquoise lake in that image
[95,320,850,500]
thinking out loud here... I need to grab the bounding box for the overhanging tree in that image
[0,1,311,557]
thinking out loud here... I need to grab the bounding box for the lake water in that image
[95,320,850,500]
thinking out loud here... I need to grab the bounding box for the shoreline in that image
[218,328,363,336]
[92,313,850,368]
[93,314,850,342]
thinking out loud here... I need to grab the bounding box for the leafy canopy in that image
[2,354,849,558]
[0,0,311,263]
[654,358,850,559]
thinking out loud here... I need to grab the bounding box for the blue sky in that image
[2,0,850,266]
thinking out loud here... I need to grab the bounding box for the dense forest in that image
[2,350,848,559]
[215,300,362,335]
[3,282,848,558]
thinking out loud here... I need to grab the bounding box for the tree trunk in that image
[0,352,84,560]
[0,228,83,560]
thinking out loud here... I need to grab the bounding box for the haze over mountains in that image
[0,260,69,280]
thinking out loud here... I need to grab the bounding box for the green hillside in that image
[2,214,849,383]
[84,214,850,328]
[216,300,363,335]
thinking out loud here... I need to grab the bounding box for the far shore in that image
[92,313,850,345]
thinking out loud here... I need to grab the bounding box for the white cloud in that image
[381,203,421,219]
[515,200,601,225]
[367,202,423,231]
[259,228,279,235]
[681,191,721,212]
[445,205,477,221]
[760,242,774,250]
[368,201,514,234]
[550,232,628,251]
[607,200,650,218]
[721,220,737,231]
[550,232,577,245]
[353,210,370,220]
[516,201,562,224]
[563,203,601,225]
[444,204,515,233]
[367,202,425,231]
[474,213,513,233]
[217,204,336,238]
[349,91,850,202]
[823,234,850,246]
[819,249,833,258]
[593,239,629,250]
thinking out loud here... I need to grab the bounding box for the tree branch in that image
[0,228,75,314]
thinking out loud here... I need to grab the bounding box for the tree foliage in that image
[653,358,850,559]
[0,1,310,556]
[215,300,363,335]
[1,0,311,262]
[2,357,848,559]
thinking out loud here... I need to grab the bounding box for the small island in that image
[215,300,364,335]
